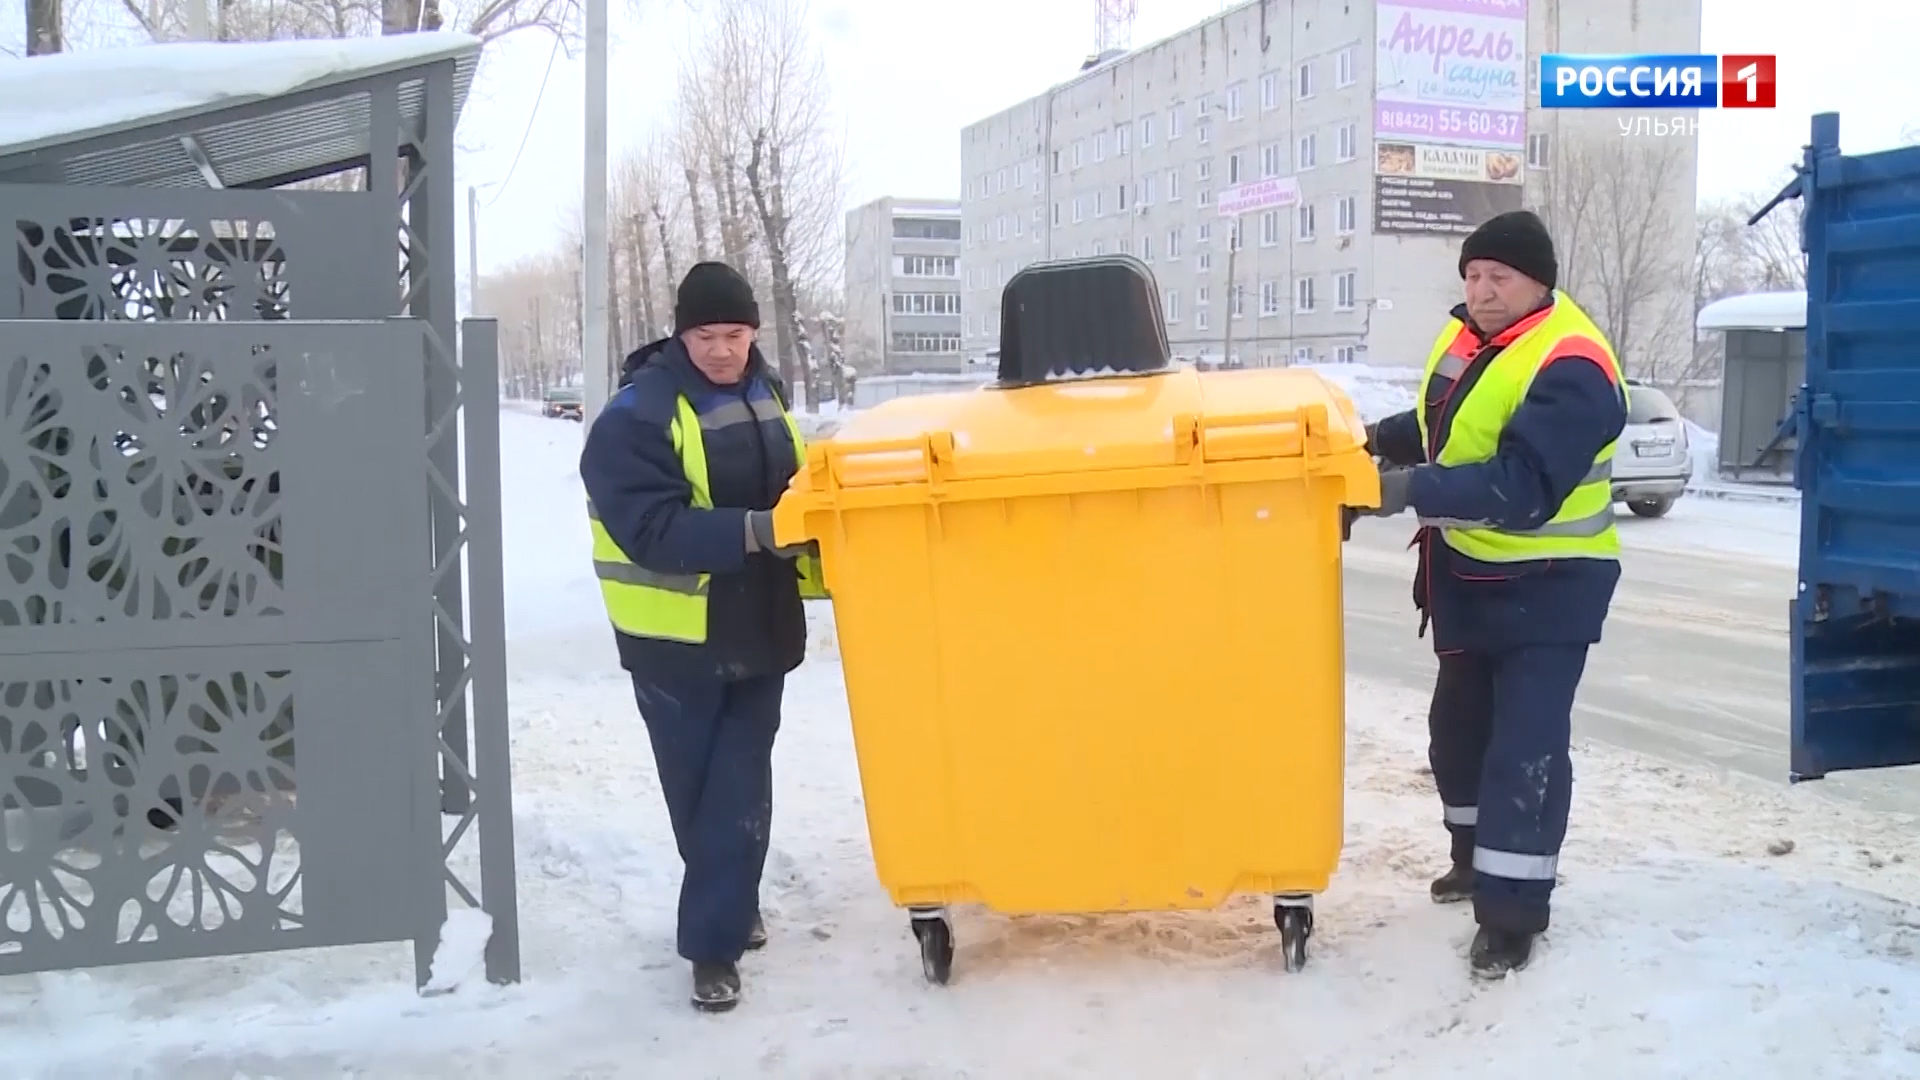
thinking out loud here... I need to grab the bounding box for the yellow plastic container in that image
[772,365,1379,974]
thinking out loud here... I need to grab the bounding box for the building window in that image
[1528,133,1551,169]
[1167,169,1182,200]
[1118,182,1131,211]
[1013,163,1023,188]
[1073,139,1085,168]
[1196,308,1210,331]
[1335,344,1357,364]
[1073,196,1084,222]
[1297,61,1315,99]
[1117,237,1129,254]
[891,332,963,352]
[1034,206,1045,236]
[1298,203,1317,240]
[1197,93,1212,118]
[1336,271,1357,310]
[1117,122,1131,154]
[898,255,957,276]
[1260,280,1281,316]
[1013,213,1024,237]
[1337,195,1357,234]
[1198,186,1212,207]
[1197,250,1212,271]
[1167,228,1182,258]
[996,168,1007,193]
[1141,235,1154,261]
[1095,132,1107,162]
[1226,83,1244,119]
[1197,159,1212,182]
[1337,123,1357,162]
[1261,209,1281,246]
[1295,345,1315,365]
[997,215,1007,240]
[1095,190,1105,216]
[891,293,962,315]
[1196,285,1209,306]
[1198,122,1212,145]
[1141,174,1156,204]
[1298,133,1317,169]
[1260,143,1283,179]
[1296,276,1316,312]
[1141,116,1155,146]
[1231,284,1246,318]
[1053,149,1062,174]
[1336,47,1355,88]
[1169,105,1183,139]
[895,217,962,240]
[1261,72,1282,110]
[1228,152,1243,184]
[1053,201,1062,226]
[1092,240,1105,255]
[1165,289,1180,322]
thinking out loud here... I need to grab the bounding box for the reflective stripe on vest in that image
[588,389,826,645]
[1412,292,1628,563]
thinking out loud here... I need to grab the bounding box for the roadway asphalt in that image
[1341,500,1920,816]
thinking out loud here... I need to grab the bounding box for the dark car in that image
[543,386,583,421]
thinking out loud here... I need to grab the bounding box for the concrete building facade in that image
[958,0,1702,373]
[843,196,965,373]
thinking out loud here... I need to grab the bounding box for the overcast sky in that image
[0,0,1909,280]
[449,0,1905,278]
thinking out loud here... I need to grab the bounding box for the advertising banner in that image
[1374,140,1523,184]
[1375,0,1528,149]
[1217,177,1302,217]
[1373,174,1525,236]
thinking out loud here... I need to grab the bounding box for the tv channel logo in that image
[1539,54,1776,108]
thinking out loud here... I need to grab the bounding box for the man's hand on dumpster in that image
[1357,467,1414,518]
[746,510,812,559]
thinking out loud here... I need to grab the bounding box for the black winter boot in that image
[1469,927,1535,978]
[745,915,767,951]
[1430,863,1473,904]
[691,962,741,1012]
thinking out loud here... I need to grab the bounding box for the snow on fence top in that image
[1697,291,1807,332]
[0,31,482,157]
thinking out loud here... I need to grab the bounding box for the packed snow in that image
[3,406,1909,1078]
[0,32,479,153]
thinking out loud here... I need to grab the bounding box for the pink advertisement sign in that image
[1374,0,1528,149]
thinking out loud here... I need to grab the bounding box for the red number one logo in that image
[1721,55,1777,108]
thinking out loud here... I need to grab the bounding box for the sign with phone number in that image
[1375,103,1525,149]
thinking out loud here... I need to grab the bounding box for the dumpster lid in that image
[997,255,1170,386]
[802,365,1369,491]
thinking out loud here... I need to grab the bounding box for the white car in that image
[1612,380,1690,518]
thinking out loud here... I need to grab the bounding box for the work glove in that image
[1363,422,1379,459]
[746,510,813,559]
[1357,467,1414,518]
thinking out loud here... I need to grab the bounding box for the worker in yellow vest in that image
[579,262,826,1013]
[1355,211,1628,979]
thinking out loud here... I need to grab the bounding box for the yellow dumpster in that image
[772,363,1379,981]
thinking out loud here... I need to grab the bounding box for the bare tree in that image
[112,0,571,45]
[694,0,843,397]
[27,0,63,53]
[1530,136,1694,386]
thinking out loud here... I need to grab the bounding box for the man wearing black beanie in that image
[1353,209,1629,978]
[579,261,827,1012]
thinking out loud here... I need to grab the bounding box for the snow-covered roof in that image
[1697,291,1807,331]
[0,32,481,186]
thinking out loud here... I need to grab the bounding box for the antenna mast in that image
[1095,0,1136,54]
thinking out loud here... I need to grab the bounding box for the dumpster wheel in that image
[910,908,955,985]
[1274,895,1314,973]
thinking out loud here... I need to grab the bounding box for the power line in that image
[484,36,562,209]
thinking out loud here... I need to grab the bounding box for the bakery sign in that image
[1373,140,1523,185]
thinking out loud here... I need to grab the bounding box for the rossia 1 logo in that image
[1538,54,1777,108]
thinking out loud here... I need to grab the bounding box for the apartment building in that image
[843,196,965,373]
[958,0,1701,371]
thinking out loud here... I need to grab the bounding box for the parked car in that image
[543,387,583,421]
[1612,380,1689,518]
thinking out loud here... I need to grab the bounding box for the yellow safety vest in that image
[587,394,827,644]
[1413,291,1628,563]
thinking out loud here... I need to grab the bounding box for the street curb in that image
[1685,483,1799,507]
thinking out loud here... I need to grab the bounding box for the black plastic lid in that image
[995,255,1171,387]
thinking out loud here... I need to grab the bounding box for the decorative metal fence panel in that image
[0,319,437,975]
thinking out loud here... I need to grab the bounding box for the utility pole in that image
[1221,216,1240,367]
[581,0,611,429]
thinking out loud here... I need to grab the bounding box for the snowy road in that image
[1343,501,1920,816]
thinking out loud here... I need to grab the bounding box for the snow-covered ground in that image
[5,407,1910,1079]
